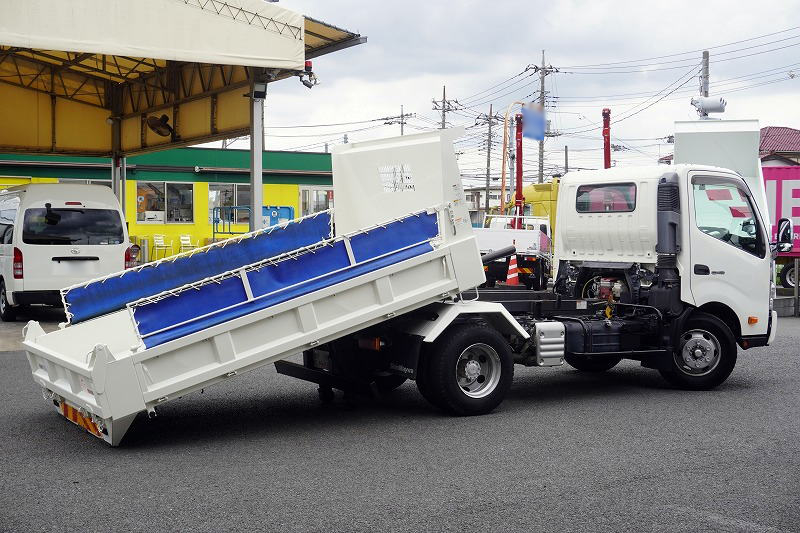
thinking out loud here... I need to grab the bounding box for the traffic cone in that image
[506,255,520,286]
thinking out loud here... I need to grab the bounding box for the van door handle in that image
[694,264,710,275]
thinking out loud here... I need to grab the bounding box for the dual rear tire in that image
[416,325,514,416]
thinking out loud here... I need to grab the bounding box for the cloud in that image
[232,0,800,178]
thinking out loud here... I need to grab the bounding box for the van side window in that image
[692,177,765,258]
[0,195,19,244]
[576,183,636,213]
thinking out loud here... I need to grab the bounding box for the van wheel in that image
[421,325,514,416]
[659,312,737,390]
[780,264,795,288]
[0,280,16,322]
[564,354,622,372]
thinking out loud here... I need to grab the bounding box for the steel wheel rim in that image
[676,329,721,376]
[789,267,796,287]
[0,285,7,314]
[455,343,501,398]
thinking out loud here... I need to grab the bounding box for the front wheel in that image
[418,325,514,416]
[0,280,16,322]
[659,312,737,390]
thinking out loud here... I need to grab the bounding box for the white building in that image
[463,185,513,226]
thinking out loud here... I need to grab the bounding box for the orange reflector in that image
[357,337,383,351]
[748,316,758,325]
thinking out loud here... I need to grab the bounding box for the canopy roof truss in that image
[0,4,364,157]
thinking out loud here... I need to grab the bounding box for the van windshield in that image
[22,208,124,245]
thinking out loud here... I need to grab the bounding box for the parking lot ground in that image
[1,316,799,532]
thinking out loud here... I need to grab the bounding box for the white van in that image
[0,184,135,321]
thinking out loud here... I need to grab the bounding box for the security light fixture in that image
[691,96,727,117]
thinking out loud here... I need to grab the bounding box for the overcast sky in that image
[231,0,800,184]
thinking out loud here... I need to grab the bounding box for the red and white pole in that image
[602,108,611,169]
[514,113,525,228]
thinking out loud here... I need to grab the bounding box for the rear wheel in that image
[659,312,737,390]
[564,354,622,372]
[0,280,16,322]
[419,325,514,416]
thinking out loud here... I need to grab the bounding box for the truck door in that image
[688,172,770,336]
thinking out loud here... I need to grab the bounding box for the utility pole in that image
[564,145,569,174]
[383,109,415,135]
[431,85,460,129]
[699,50,710,117]
[476,105,501,214]
[536,51,559,183]
[538,50,546,183]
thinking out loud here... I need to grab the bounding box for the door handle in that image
[694,264,710,275]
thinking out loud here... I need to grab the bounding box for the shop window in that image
[209,183,235,223]
[235,184,251,223]
[300,186,333,216]
[137,181,193,223]
[167,183,193,222]
[209,183,250,224]
[137,182,165,222]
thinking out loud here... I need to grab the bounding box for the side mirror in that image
[776,217,793,253]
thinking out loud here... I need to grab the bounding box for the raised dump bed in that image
[23,128,485,445]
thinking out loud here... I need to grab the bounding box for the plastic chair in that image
[152,234,173,259]
[179,234,198,253]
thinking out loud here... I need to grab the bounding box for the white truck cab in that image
[553,164,786,387]
[0,184,133,320]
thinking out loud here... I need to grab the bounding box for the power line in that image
[561,26,800,69]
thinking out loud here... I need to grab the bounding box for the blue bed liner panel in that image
[134,212,439,348]
[63,212,332,323]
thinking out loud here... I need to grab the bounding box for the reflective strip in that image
[518,268,532,274]
[60,403,102,438]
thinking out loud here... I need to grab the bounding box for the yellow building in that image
[0,147,332,259]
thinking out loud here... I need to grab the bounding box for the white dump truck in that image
[23,127,791,446]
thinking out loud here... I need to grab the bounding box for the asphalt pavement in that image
[1,313,799,532]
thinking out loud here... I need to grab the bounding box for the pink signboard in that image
[763,166,800,257]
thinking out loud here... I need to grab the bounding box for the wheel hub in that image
[462,360,481,381]
[678,329,721,375]
[455,343,501,399]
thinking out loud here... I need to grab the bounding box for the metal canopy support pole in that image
[120,156,127,216]
[249,79,266,232]
[110,87,123,204]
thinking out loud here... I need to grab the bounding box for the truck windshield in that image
[22,208,124,245]
[692,178,765,258]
